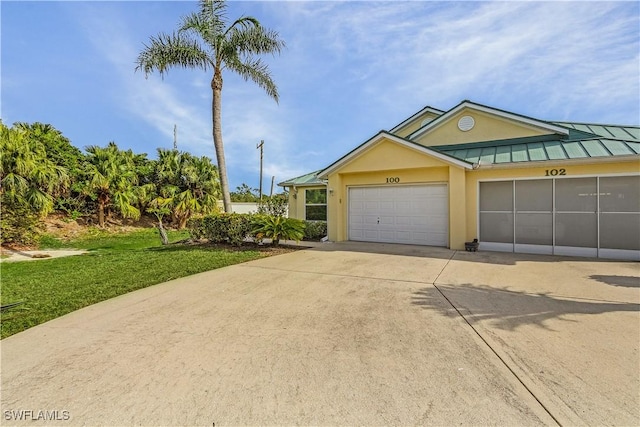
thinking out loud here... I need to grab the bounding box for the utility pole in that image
[173,124,177,150]
[257,140,264,200]
[270,176,275,197]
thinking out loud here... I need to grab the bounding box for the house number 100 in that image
[386,177,400,183]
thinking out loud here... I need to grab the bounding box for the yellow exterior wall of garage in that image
[327,157,640,250]
[325,136,469,249]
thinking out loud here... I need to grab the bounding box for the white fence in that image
[216,201,289,217]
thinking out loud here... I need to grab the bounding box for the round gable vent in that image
[458,115,475,132]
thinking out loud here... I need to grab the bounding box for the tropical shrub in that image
[0,123,69,216]
[0,201,43,246]
[154,149,221,229]
[303,221,327,241]
[83,142,141,226]
[230,183,260,202]
[251,215,305,246]
[187,213,252,246]
[257,193,288,217]
[1,122,69,245]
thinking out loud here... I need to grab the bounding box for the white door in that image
[348,185,448,246]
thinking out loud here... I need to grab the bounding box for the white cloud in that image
[62,0,639,187]
[267,1,638,123]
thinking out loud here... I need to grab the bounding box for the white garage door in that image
[349,185,448,246]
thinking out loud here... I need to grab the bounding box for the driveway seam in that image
[239,263,436,286]
[247,258,564,425]
[433,252,563,426]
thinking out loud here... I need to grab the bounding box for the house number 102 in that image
[545,168,566,176]
[386,177,400,183]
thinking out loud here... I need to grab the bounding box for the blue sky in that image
[2,1,639,192]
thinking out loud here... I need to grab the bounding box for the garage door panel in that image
[379,230,396,240]
[364,201,379,210]
[413,200,429,211]
[363,230,378,239]
[350,200,365,211]
[429,216,448,229]
[412,216,428,226]
[396,216,411,226]
[429,232,448,246]
[425,203,445,214]
[396,200,411,210]
[363,216,378,225]
[348,185,448,247]
[396,231,411,240]
[379,216,394,225]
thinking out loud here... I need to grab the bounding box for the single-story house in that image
[279,100,640,260]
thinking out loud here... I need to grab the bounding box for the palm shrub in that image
[1,122,69,245]
[83,142,140,226]
[251,215,305,246]
[154,149,221,229]
[0,201,43,246]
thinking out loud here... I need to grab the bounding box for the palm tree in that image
[0,123,68,216]
[153,148,220,229]
[135,0,285,213]
[84,143,140,226]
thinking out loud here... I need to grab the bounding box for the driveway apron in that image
[1,242,638,426]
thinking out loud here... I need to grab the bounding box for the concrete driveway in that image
[1,242,638,426]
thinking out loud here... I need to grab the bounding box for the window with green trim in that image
[305,189,327,221]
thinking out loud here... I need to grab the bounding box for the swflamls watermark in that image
[3,409,71,422]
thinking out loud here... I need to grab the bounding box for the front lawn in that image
[1,229,274,339]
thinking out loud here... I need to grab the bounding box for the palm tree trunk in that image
[157,219,169,245]
[212,71,232,213]
[178,216,188,230]
[98,200,105,227]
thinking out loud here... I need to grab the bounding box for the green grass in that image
[1,229,264,339]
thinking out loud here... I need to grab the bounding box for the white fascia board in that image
[318,131,472,179]
[409,101,570,140]
[390,106,444,134]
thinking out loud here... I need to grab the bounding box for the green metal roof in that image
[437,137,640,164]
[284,115,639,181]
[554,122,640,141]
[278,170,325,187]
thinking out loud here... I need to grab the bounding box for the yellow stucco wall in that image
[339,138,453,174]
[394,111,441,138]
[463,159,640,242]
[325,137,469,248]
[324,132,639,250]
[413,108,551,147]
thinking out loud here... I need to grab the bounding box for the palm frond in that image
[227,23,285,56]
[135,32,211,78]
[226,56,279,101]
